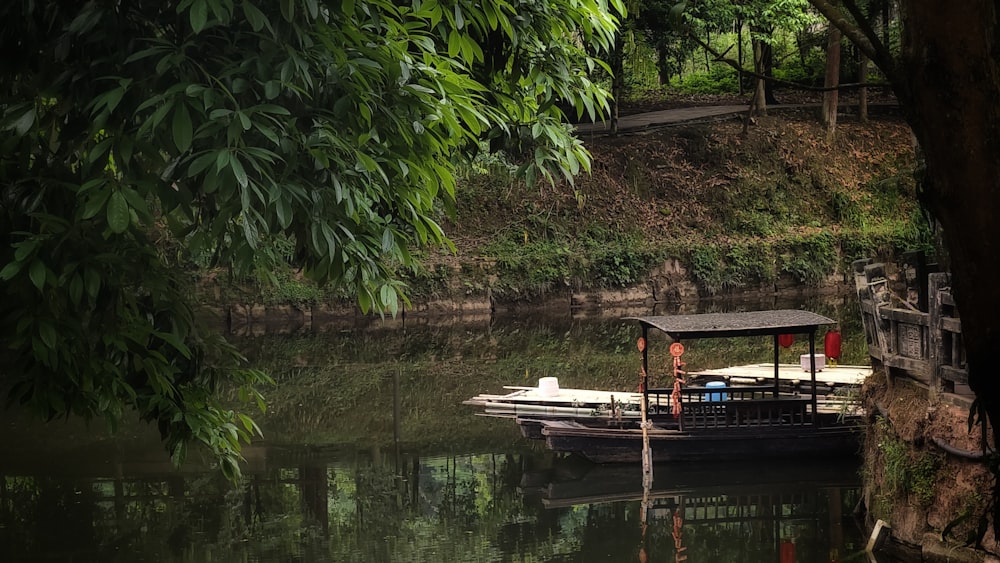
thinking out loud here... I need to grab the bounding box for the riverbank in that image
[204,107,929,323]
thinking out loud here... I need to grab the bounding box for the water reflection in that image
[1,448,882,562]
[523,456,865,563]
[0,296,903,561]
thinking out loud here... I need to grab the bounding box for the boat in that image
[466,309,867,462]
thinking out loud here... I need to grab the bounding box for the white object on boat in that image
[800,353,826,371]
[538,377,560,397]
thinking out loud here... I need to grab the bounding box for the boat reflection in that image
[521,456,870,563]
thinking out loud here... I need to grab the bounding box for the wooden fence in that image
[853,258,970,402]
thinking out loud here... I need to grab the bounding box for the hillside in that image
[410,108,927,305]
[222,106,929,313]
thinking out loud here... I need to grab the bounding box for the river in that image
[0,295,911,561]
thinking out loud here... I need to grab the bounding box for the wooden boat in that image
[467,310,867,462]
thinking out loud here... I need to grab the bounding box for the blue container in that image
[704,380,728,402]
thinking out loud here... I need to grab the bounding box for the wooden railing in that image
[854,258,970,400]
[647,385,814,430]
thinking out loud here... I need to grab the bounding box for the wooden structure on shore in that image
[853,256,971,405]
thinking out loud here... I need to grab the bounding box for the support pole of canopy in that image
[638,324,653,491]
[809,330,818,424]
[641,391,653,489]
[772,334,780,398]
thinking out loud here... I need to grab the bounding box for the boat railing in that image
[645,385,813,430]
[681,397,812,429]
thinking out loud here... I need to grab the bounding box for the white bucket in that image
[537,377,560,397]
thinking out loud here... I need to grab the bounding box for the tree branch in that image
[687,29,890,93]
[807,0,900,88]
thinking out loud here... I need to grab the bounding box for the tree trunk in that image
[657,44,669,86]
[610,31,624,134]
[893,0,1000,526]
[751,37,767,116]
[737,17,745,96]
[705,29,711,72]
[821,24,841,136]
[762,37,778,105]
[858,51,869,123]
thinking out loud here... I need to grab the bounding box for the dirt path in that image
[576,105,751,134]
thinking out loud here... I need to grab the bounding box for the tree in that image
[810,0,1000,530]
[0,0,622,478]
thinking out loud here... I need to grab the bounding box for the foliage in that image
[688,241,778,293]
[778,231,837,285]
[483,226,659,297]
[0,0,623,478]
[689,244,726,293]
[672,64,740,93]
[875,416,941,509]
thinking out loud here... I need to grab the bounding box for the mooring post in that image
[809,330,818,424]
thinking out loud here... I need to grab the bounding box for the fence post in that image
[927,272,949,400]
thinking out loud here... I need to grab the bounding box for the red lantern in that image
[824,330,842,360]
[778,334,795,348]
[780,540,796,563]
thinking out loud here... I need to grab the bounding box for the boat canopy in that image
[626,310,835,340]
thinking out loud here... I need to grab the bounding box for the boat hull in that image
[540,420,861,463]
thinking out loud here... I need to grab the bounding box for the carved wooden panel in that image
[897,323,923,358]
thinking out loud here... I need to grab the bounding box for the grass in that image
[873,416,941,511]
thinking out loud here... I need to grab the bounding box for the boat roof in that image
[626,310,835,340]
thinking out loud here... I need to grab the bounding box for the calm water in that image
[0,296,909,561]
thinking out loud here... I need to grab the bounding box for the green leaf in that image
[230,155,248,188]
[120,187,152,222]
[173,104,193,153]
[84,268,101,299]
[69,274,83,304]
[380,284,394,309]
[381,228,393,252]
[13,239,38,262]
[0,261,22,280]
[155,330,192,359]
[447,29,461,58]
[190,0,209,32]
[106,191,130,233]
[11,107,36,136]
[187,152,217,177]
[243,2,267,31]
[275,196,292,229]
[39,321,57,349]
[280,0,294,21]
[28,260,46,290]
[81,186,112,220]
[304,0,318,19]
[264,80,281,100]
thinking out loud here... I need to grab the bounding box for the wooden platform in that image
[695,363,871,387]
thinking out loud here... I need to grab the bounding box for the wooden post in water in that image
[772,334,780,398]
[809,330,818,424]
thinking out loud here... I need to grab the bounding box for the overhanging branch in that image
[687,29,890,93]
[808,0,901,88]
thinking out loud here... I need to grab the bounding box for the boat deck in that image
[464,363,869,420]
[696,363,871,387]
